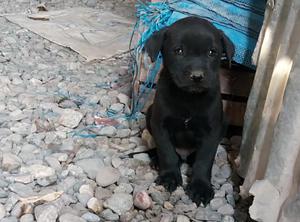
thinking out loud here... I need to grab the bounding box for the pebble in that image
[75,158,104,179]
[2,153,22,171]
[59,109,83,128]
[194,207,222,221]
[210,197,227,210]
[20,164,55,179]
[101,209,119,221]
[87,197,103,214]
[104,193,133,215]
[176,215,190,222]
[98,126,117,137]
[20,214,34,222]
[79,184,94,196]
[163,201,174,210]
[217,204,235,215]
[133,191,152,210]
[0,203,5,219]
[35,204,58,222]
[160,214,174,222]
[114,183,133,194]
[81,212,101,222]
[96,166,120,187]
[222,215,235,222]
[59,213,86,222]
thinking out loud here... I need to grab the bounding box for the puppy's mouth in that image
[181,85,208,94]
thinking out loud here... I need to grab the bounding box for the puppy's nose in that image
[190,71,205,82]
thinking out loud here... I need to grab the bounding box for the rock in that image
[219,164,232,179]
[59,109,83,128]
[2,153,22,171]
[116,129,131,138]
[20,214,34,222]
[0,203,5,219]
[81,212,101,222]
[164,201,174,210]
[86,0,97,7]
[176,215,190,222]
[215,190,226,198]
[150,191,165,205]
[226,194,235,207]
[10,122,32,135]
[0,188,8,198]
[45,156,62,171]
[217,204,234,215]
[117,93,130,106]
[87,197,103,214]
[98,126,116,137]
[9,183,35,197]
[221,183,234,194]
[75,158,104,179]
[96,166,120,187]
[5,193,19,212]
[79,184,94,196]
[104,193,133,215]
[101,209,119,221]
[59,213,86,222]
[160,214,174,222]
[210,198,227,211]
[133,153,151,163]
[37,174,58,186]
[133,191,152,210]
[1,216,18,222]
[222,215,235,222]
[194,207,222,221]
[95,187,112,200]
[109,103,124,113]
[114,183,133,194]
[111,157,123,168]
[76,193,92,206]
[35,204,58,222]
[20,164,55,179]
[12,174,34,184]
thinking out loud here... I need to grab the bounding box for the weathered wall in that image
[238,0,300,221]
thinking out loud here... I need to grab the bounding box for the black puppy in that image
[144,17,234,205]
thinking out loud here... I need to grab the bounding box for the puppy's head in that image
[144,17,235,93]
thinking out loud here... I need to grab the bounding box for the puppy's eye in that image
[208,48,217,57]
[174,48,184,56]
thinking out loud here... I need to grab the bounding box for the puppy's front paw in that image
[187,179,214,206]
[155,169,182,192]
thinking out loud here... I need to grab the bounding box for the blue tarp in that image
[136,0,266,68]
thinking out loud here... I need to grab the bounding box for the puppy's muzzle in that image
[190,71,205,82]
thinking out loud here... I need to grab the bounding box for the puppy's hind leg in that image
[146,105,153,134]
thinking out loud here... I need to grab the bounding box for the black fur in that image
[144,17,235,205]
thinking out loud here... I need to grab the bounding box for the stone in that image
[96,166,120,187]
[104,193,133,215]
[35,204,58,222]
[221,183,234,194]
[1,216,18,222]
[194,207,222,221]
[81,212,101,222]
[164,201,174,210]
[101,209,119,221]
[109,103,124,113]
[12,174,34,184]
[0,203,5,219]
[20,164,55,179]
[114,183,133,194]
[20,214,34,222]
[111,157,123,168]
[59,109,83,128]
[217,204,234,215]
[222,215,235,222]
[76,193,92,206]
[176,215,190,222]
[133,191,152,210]
[9,183,35,197]
[87,197,103,214]
[116,129,131,138]
[86,0,97,8]
[2,153,22,171]
[160,214,174,222]
[59,213,85,222]
[95,187,112,200]
[75,158,104,179]
[79,184,94,196]
[133,153,151,163]
[117,93,130,106]
[210,198,227,211]
[98,126,116,137]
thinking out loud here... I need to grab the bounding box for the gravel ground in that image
[0,1,243,221]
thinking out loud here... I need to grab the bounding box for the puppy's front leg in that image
[152,125,182,192]
[187,138,219,205]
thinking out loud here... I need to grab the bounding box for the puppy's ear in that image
[144,28,167,63]
[220,31,235,67]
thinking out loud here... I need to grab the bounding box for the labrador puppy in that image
[144,17,234,205]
